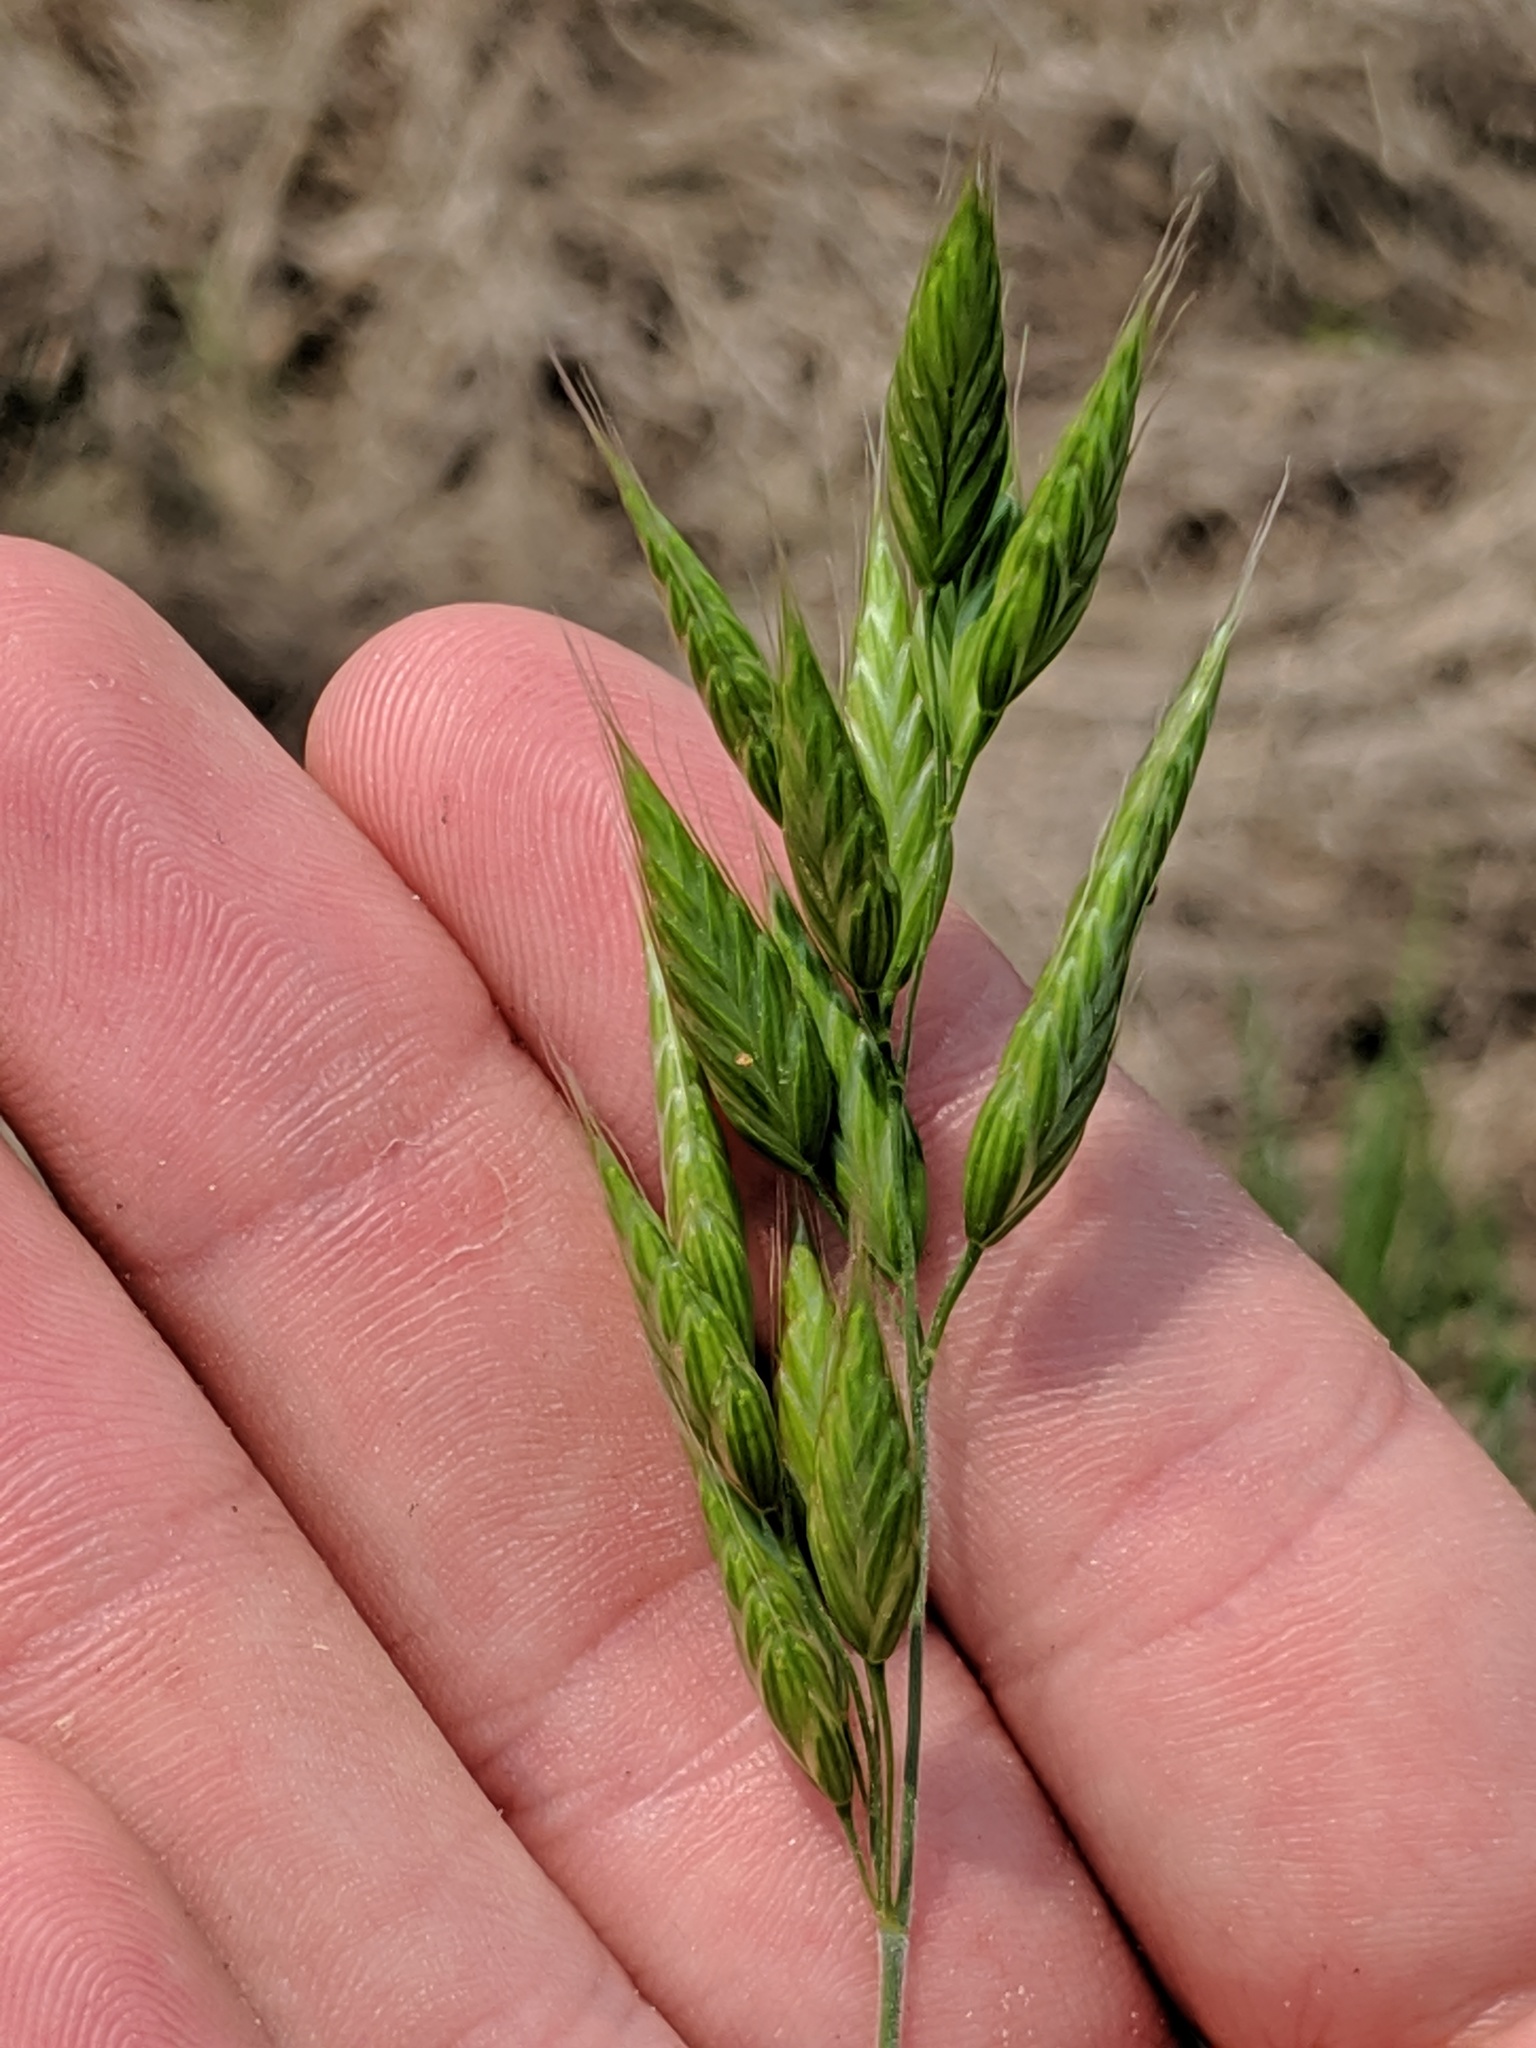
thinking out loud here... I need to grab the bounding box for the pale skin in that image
[1,536,1535,2048]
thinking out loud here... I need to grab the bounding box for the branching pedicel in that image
[583,173,1272,2046]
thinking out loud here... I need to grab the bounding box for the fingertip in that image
[0,1739,265,2047]
[307,602,743,1145]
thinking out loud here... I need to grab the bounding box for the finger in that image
[0,544,1155,2045]
[311,601,1536,2048]
[0,545,682,2046]
[0,1133,678,2048]
[0,1738,265,2048]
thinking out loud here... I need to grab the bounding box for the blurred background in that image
[4,0,1536,1479]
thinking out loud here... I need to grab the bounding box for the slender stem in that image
[920,1240,981,1393]
[877,1924,909,2048]
[839,1807,879,1913]
[869,1661,898,1908]
[852,1662,885,1901]
[881,1237,985,2043]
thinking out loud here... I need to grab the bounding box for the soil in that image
[5,0,1536,1451]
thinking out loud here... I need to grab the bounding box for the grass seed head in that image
[593,1133,711,1442]
[621,741,836,1182]
[594,1130,778,1505]
[804,1262,921,1666]
[775,1216,840,1516]
[767,883,925,1274]
[832,1033,927,1283]
[698,1468,858,1811]
[844,506,947,994]
[964,546,1261,1247]
[645,932,755,1354]
[768,879,862,1073]
[885,171,1011,593]
[656,1258,781,1509]
[946,299,1147,774]
[581,408,782,821]
[775,589,902,999]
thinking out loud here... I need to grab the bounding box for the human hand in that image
[1,537,1534,2048]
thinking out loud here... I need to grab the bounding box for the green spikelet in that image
[945,305,1146,776]
[775,1215,840,1514]
[963,549,1262,1248]
[593,1131,779,1509]
[802,1262,921,1667]
[942,182,1208,784]
[775,591,901,999]
[620,741,835,1184]
[644,933,755,1355]
[844,507,949,995]
[698,1468,859,1811]
[584,425,782,821]
[833,1033,927,1283]
[767,884,926,1280]
[885,172,1011,593]
[767,879,862,1072]
[592,1133,699,1431]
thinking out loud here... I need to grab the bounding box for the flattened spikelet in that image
[594,1130,779,1507]
[775,1217,839,1514]
[963,519,1270,1247]
[768,884,926,1277]
[845,507,948,994]
[577,403,782,820]
[946,304,1145,775]
[645,933,755,1355]
[803,1263,920,1667]
[885,173,1010,593]
[943,192,1204,780]
[776,590,901,999]
[621,741,836,1184]
[699,1469,859,1810]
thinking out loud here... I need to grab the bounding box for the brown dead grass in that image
[5,0,1536,1458]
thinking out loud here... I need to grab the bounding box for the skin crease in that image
[0,541,1530,2045]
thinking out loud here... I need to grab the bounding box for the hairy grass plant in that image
[583,170,1277,2045]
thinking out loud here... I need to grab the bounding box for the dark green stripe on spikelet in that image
[885,172,1011,593]
[963,579,1249,1249]
[619,740,835,1185]
[582,422,782,821]
[775,590,901,1000]
[698,1467,858,1811]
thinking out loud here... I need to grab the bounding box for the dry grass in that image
[5,0,1536,1464]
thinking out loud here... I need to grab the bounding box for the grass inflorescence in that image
[582,168,1274,2046]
